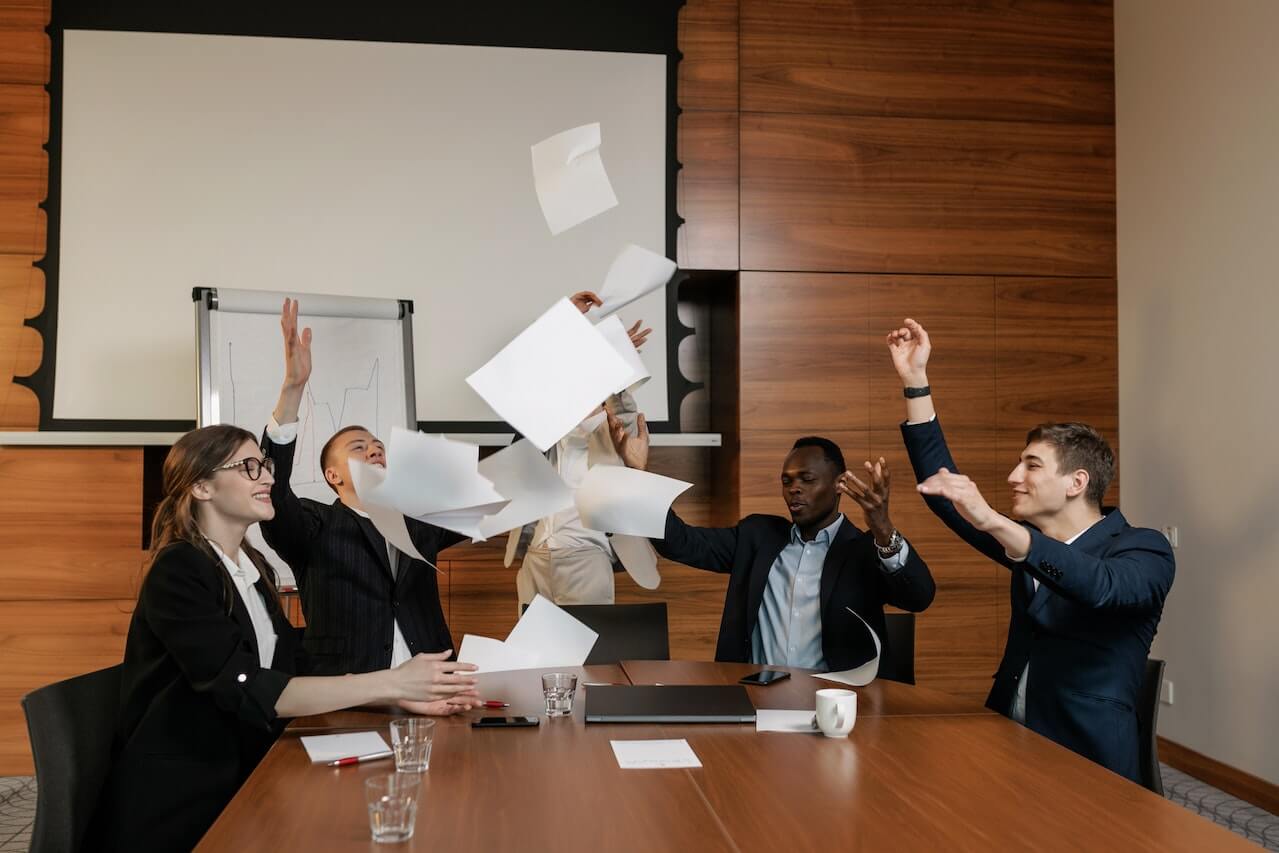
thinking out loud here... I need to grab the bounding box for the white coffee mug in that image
[815,689,857,738]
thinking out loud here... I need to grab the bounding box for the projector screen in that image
[53,29,669,427]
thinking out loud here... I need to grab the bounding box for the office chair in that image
[560,603,670,664]
[1137,657,1167,795]
[21,664,122,853]
[878,613,916,685]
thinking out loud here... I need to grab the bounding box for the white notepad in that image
[299,731,390,764]
[610,739,702,769]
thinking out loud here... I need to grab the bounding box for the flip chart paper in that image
[814,607,881,688]
[531,122,618,235]
[465,298,633,451]
[574,465,692,538]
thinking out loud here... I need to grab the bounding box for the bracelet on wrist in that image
[903,385,931,399]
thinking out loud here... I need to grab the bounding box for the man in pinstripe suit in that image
[258,299,476,690]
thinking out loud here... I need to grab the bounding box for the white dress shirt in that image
[207,541,278,669]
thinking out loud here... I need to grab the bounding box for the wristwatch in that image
[875,530,904,558]
[903,385,931,399]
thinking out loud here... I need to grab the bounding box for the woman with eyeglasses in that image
[91,425,483,853]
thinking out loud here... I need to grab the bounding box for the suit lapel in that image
[342,503,394,579]
[819,519,861,616]
[745,526,788,638]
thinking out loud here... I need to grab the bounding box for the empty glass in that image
[365,773,420,843]
[542,671,578,717]
[389,718,435,773]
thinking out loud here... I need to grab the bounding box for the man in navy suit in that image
[887,318,1174,782]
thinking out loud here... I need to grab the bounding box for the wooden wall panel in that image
[740,0,1114,124]
[0,599,133,774]
[740,113,1115,277]
[677,110,739,271]
[678,0,738,111]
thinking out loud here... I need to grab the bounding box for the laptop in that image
[584,685,756,723]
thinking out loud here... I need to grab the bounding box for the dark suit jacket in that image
[902,417,1175,782]
[94,541,303,853]
[261,431,464,675]
[652,509,935,672]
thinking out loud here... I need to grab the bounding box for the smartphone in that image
[739,670,791,686]
[471,715,541,728]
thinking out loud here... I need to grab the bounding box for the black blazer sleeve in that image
[900,417,1019,569]
[650,508,739,574]
[877,542,936,613]
[140,546,292,732]
[259,429,323,580]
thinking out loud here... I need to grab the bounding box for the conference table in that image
[198,662,1255,851]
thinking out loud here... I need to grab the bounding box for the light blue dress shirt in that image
[751,514,909,671]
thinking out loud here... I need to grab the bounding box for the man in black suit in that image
[611,416,935,675]
[260,299,465,676]
[887,318,1174,782]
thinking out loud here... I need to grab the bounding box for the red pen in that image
[482,700,510,709]
[327,750,393,767]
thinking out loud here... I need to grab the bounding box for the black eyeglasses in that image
[212,456,275,481]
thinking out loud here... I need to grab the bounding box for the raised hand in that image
[916,468,999,531]
[280,298,313,390]
[626,319,652,351]
[570,291,603,314]
[886,318,931,386]
[608,411,649,471]
[836,457,896,544]
[392,650,479,703]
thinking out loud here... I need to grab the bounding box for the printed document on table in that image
[814,607,881,687]
[574,465,692,538]
[531,122,618,235]
[466,298,633,451]
[585,244,677,319]
[610,739,702,769]
[300,731,389,764]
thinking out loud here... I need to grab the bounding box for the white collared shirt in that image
[207,541,278,669]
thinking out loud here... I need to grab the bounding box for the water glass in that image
[542,671,578,717]
[389,718,435,773]
[365,773,420,843]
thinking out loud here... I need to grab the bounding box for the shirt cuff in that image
[266,415,299,444]
[879,540,911,573]
[905,414,938,426]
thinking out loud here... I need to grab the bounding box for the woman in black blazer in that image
[92,425,483,852]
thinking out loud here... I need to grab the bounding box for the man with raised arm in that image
[259,299,476,688]
[612,414,935,676]
[888,317,1174,782]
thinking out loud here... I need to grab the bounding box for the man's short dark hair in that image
[1024,422,1115,507]
[790,436,846,475]
[319,425,372,493]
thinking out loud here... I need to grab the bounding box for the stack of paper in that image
[531,122,618,236]
[457,594,598,673]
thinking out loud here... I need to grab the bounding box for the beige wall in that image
[1116,0,1279,783]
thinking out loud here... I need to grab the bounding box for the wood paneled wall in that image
[0,0,1118,772]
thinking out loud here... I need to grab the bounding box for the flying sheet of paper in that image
[586,244,677,319]
[594,314,651,394]
[814,607,882,687]
[472,439,575,542]
[610,533,661,590]
[457,634,541,674]
[755,709,820,734]
[610,739,702,769]
[531,122,618,235]
[574,465,692,539]
[466,298,634,452]
[505,594,599,668]
[300,731,390,764]
[378,428,507,518]
[348,460,436,570]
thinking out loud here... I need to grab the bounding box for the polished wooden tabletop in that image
[197,662,1256,852]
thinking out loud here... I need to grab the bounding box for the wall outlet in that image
[1160,525,1179,548]
[1160,680,1174,705]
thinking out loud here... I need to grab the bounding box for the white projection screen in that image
[54,29,669,427]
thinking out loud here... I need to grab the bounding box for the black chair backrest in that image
[878,613,916,685]
[1137,657,1166,796]
[21,664,122,853]
[560,603,670,664]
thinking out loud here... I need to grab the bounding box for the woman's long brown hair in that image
[147,424,283,615]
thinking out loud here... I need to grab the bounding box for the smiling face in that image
[195,438,276,527]
[1006,440,1088,521]
[781,446,841,531]
[322,427,386,495]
